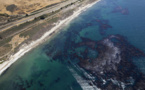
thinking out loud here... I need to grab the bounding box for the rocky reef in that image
[75,35,145,89]
[45,34,145,89]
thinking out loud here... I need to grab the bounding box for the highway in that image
[0,0,78,32]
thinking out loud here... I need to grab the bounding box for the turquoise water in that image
[0,0,145,89]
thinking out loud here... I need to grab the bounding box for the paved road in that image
[0,0,78,32]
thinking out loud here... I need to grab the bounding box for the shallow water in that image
[0,0,145,89]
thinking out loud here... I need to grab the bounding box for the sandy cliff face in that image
[0,0,65,15]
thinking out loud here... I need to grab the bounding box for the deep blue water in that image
[0,0,145,89]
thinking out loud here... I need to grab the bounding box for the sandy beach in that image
[0,0,101,75]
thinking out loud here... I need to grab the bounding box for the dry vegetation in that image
[9,34,29,50]
[0,0,65,15]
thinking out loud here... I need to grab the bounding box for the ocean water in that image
[0,0,145,89]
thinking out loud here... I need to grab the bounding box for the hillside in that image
[0,0,65,15]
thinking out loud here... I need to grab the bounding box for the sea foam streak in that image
[69,67,101,90]
[0,0,101,75]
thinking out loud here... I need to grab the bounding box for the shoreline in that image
[0,0,101,75]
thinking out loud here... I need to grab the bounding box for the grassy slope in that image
[0,0,65,15]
